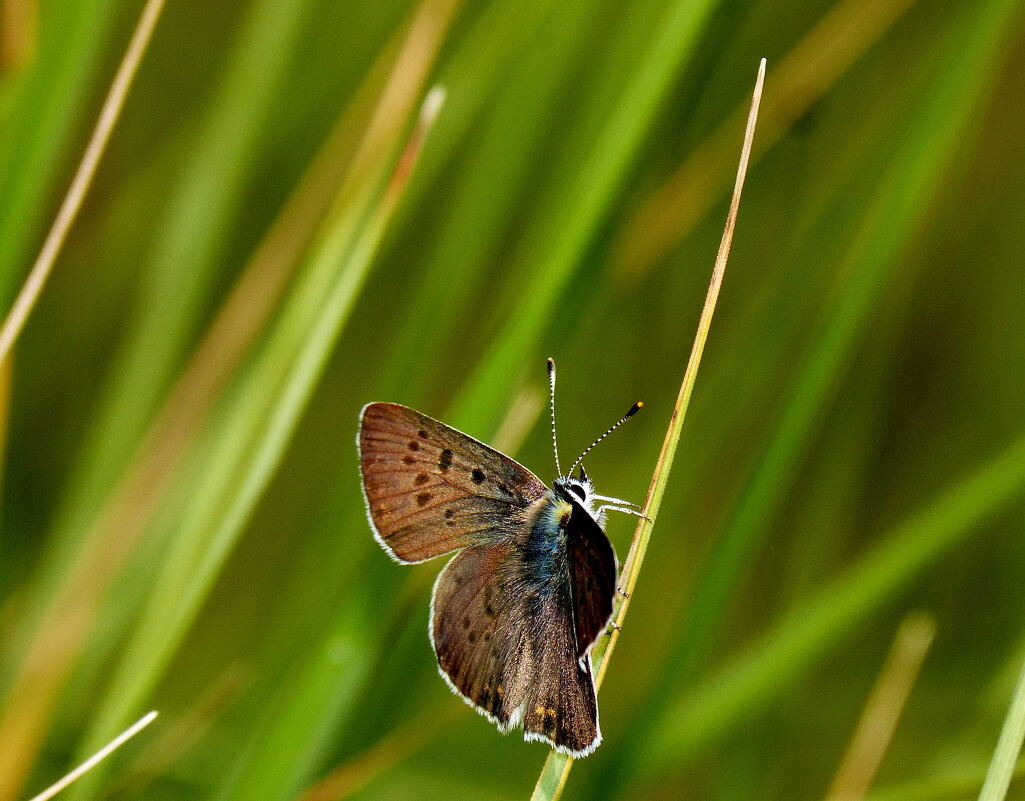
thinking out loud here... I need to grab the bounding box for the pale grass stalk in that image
[824,613,936,801]
[0,0,167,365]
[978,658,1025,801]
[613,0,920,279]
[24,711,157,801]
[530,58,765,801]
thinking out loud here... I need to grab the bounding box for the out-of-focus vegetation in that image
[0,1,1023,799]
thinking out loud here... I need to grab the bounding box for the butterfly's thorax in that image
[519,477,596,597]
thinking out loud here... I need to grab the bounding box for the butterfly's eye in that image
[568,483,587,501]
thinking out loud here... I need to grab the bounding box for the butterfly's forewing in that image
[565,496,618,659]
[358,403,547,563]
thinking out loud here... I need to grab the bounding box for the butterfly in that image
[357,359,643,757]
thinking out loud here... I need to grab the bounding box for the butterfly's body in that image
[358,375,639,758]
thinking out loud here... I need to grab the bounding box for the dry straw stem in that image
[0,0,167,365]
[824,613,936,801]
[978,656,1025,801]
[530,57,766,801]
[24,711,157,801]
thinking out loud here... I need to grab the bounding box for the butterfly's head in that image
[553,467,597,518]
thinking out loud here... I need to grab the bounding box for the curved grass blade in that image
[530,57,765,801]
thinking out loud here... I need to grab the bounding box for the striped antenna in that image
[568,401,643,477]
[547,358,563,477]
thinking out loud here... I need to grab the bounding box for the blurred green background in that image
[1,0,1024,799]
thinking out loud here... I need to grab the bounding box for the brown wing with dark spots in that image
[358,403,547,563]
[431,542,533,728]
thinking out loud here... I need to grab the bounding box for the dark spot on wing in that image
[471,468,486,484]
[416,492,432,507]
[402,454,415,465]
[444,509,454,519]
[439,449,453,472]
[408,441,420,451]
[484,604,496,618]
[483,631,491,642]
[462,615,471,629]
[414,474,430,486]
[467,630,477,644]
[418,429,429,439]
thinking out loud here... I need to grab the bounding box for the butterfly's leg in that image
[596,503,651,522]
[591,493,643,509]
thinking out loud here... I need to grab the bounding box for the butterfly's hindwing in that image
[358,403,547,563]
[431,542,532,728]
